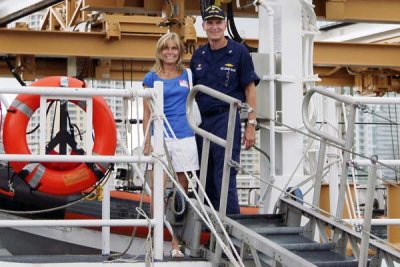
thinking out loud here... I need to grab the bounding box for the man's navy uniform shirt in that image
[190,38,260,113]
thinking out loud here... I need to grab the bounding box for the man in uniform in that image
[190,5,259,214]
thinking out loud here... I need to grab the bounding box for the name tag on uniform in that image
[179,80,189,88]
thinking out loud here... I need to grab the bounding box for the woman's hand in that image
[143,143,152,156]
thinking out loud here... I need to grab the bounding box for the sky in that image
[0,78,20,106]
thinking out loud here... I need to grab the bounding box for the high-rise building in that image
[354,93,400,181]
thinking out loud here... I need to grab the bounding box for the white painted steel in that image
[0,86,151,98]
[352,96,400,104]
[353,160,400,166]
[86,96,93,154]
[0,219,155,227]
[325,88,340,215]
[344,219,400,226]
[152,81,164,260]
[102,178,112,255]
[0,154,153,163]
[39,95,47,155]
[258,1,276,213]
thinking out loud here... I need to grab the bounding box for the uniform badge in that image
[179,80,189,88]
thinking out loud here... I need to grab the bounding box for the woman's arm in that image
[142,86,152,155]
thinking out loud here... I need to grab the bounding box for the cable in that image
[26,100,57,135]
[0,165,113,215]
[226,3,258,53]
[2,56,26,86]
[237,162,400,254]
[145,90,244,265]
[107,182,147,261]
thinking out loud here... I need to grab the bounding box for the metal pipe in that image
[335,104,356,229]
[152,81,164,260]
[186,84,242,148]
[0,219,155,227]
[0,86,151,98]
[344,219,400,226]
[191,138,211,257]
[359,163,377,267]
[258,0,276,213]
[303,89,350,147]
[353,159,400,166]
[0,154,153,163]
[352,96,400,104]
[102,177,111,255]
[218,104,237,217]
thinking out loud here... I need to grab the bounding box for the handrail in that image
[302,87,400,266]
[302,87,400,146]
[302,88,355,147]
[0,86,151,98]
[186,84,245,266]
[0,82,165,260]
[186,84,243,148]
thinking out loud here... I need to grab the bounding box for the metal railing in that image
[187,84,244,266]
[0,81,166,260]
[302,87,400,267]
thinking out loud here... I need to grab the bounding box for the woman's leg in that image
[170,172,188,256]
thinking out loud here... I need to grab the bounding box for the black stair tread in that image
[252,226,304,235]
[263,233,337,251]
[282,242,335,251]
[293,250,358,266]
[228,214,285,228]
[263,233,316,245]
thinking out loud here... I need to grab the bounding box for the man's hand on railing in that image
[243,124,256,150]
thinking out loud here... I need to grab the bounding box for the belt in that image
[201,106,230,117]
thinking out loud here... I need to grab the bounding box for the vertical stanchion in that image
[191,138,210,257]
[153,81,164,260]
[213,104,237,266]
[102,177,111,255]
[359,158,377,267]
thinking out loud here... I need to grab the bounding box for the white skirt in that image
[151,136,199,172]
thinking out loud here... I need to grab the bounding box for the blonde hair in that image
[153,32,185,75]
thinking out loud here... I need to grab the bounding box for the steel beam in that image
[314,41,400,68]
[2,28,400,85]
[315,0,400,23]
[2,29,400,68]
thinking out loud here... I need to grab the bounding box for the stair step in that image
[294,251,359,267]
[263,233,315,246]
[282,242,335,251]
[227,214,362,267]
[228,214,285,228]
[253,226,303,235]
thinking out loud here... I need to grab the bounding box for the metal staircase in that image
[184,86,400,267]
[182,196,400,267]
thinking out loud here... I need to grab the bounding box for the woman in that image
[142,32,199,258]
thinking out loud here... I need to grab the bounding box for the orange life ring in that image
[3,76,117,195]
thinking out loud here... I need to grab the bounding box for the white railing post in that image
[102,176,112,255]
[152,81,164,260]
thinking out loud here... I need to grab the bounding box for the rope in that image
[106,182,148,261]
[105,207,154,264]
[263,113,400,184]
[237,161,400,253]
[0,166,113,215]
[152,155,244,267]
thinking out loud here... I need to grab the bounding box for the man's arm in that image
[243,81,257,150]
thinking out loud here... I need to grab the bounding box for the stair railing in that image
[302,87,400,265]
[186,84,244,266]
